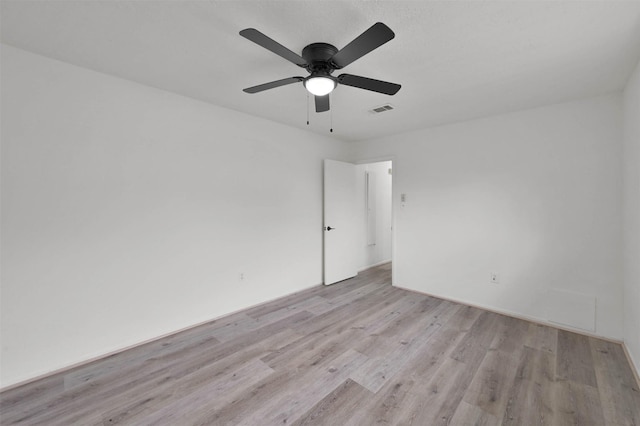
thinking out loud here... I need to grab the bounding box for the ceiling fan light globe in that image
[304,77,336,96]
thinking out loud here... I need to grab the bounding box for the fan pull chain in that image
[330,105,333,133]
[306,92,310,125]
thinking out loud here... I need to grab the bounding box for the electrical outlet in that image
[490,273,499,283]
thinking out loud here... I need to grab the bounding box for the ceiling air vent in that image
[369,104,395,114]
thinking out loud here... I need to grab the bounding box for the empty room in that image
[1,1,640,424]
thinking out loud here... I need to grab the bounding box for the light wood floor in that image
[2,263,639,425]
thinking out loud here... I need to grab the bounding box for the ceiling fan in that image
[239,23,401,113]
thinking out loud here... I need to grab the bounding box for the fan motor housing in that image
[302,43,338,74]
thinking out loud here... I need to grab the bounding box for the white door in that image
[324,159,358,285]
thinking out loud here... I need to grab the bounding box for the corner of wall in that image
[622,57,640,375]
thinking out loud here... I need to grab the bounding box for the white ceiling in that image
[2,1,640,142]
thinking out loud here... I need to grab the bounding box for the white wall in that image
[623,60,640,373]
[350,95,624,340]
[1,42,634,389]
[355,161,392,270]
[0,45,348,387]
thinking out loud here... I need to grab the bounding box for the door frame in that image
[354,155,396,287]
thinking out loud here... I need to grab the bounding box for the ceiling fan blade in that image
[338,74,401,95]
[240,28,307,67]
[315,95,330,113]
[330,23,395,69]
[243,77,304,94]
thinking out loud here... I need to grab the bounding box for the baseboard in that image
[358,259,392,272]
[622,342,640,389]
[393,284,624,344]
[0,282,323,393]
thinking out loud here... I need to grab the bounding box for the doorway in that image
[356,160,393,274]
[323,159,394,285]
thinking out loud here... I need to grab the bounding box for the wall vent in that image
[369,104,395,114]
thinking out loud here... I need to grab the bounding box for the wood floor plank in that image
[556,329,598,387]
[552,379,606,425]
[462,348,521,421]
[374,296,444,339]
[349,302,461,393]
[288,284,400,337]
[350,293,420,335]
[291,379,373,426]
[98,328,301,425]
[250,295,334,323]
[242,286,326,319]
[447,304,485,333]
[396,356,481,425]
[345,325,468,425]
[346,378,417,425]
[223,349,369,425]
[524,322,558,355]
[262,287,406,371]
[450,400,500,426]
[407,325,469,380]
[0,375,63,419]
[351,296,451,359]
[590,339,640,425]
[502,346,556,426]
[1,333,221,425]
[208,313,263,342]
[204,369,299,425]
[2,262,639,426]
[125,358,275,425]
[489,315,529,354]
[65,319,224,390]
[450,311,500,368]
